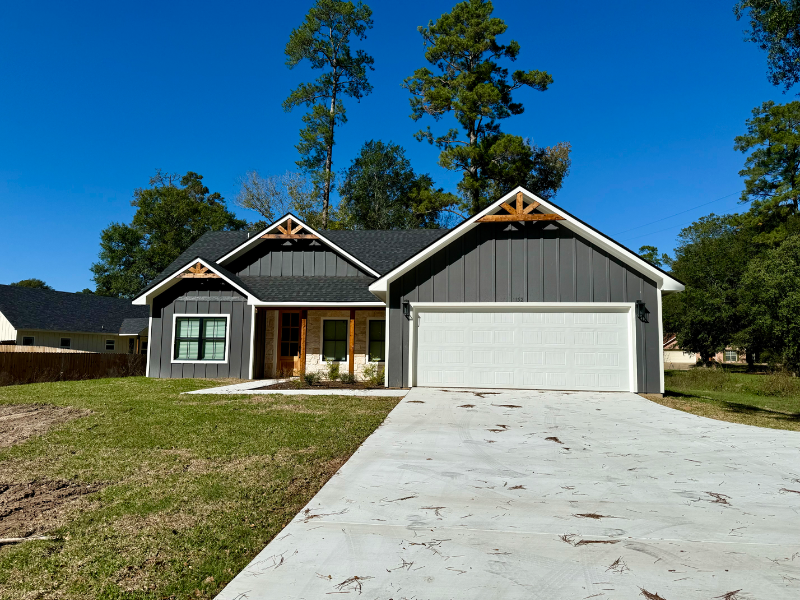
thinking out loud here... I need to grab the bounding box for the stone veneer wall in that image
[303,309,385,379]
[264,309,277,377]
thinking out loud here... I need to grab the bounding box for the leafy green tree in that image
[638,245,661,267]
[284,0,374,229]
[403,0,570,215]
[735,101,800,223]
[91,171,246,299]
[735,1,800,91]
[668,215,753,363]
[740,234,800,371]
[338,140,457,229]
[10,278,53,290]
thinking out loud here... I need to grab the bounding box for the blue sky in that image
[0,0,785,292]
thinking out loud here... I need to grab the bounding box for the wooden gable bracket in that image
[261,217,319,240]
[477,192,565,222]
[181,262,220,279]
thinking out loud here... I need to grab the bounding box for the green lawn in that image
[644,368,800,431]
[0,377,399,600]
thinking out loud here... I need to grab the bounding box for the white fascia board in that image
[368,186,685,296]
[247,300,385,307]
[410,302,634,311]
[217,213,381,278]
[131,257,256,306]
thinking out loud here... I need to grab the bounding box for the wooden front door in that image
[278,310,302,376]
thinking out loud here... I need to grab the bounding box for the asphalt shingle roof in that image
[0,285,149,335]
[136,227,451,302]
[119,317,150,335]
[239,276,379,303]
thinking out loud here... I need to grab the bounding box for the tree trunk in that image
[746,350,755,371]
[468,124,480,216]
[322,90,337,230]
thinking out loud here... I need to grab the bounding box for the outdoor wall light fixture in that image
[402,300,410,319]
[635,300,649,323]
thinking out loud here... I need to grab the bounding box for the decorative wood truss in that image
[181,262,220,279]
[261,217,319,240]
[477,192,565,222]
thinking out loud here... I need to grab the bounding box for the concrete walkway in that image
[183,380,408,397]
[217,388,800,600]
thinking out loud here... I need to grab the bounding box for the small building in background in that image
[0,284,148,353]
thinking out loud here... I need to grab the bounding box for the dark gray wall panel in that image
[559,236,575,302]
[230,239,368,278]
[464,229,479,302]
[576,238,592,302]
[387,221,662,392]
[527,237,543,302]
[148,279,252,380]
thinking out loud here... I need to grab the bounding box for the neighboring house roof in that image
[0,285,148,334]
[119,317,150,336]
[239,276,382,304]
[368,186,686,300]
[133,221,450,305]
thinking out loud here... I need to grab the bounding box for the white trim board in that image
[132,257,255,306]
[217,212,381,278]
[170,313,232,365]
[407,302,638,393]
[249,301,385,307]
[368,186,685,300]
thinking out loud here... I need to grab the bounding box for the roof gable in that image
[368,187,685,300]
[218,214,381,277]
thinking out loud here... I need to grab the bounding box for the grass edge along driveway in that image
[644,368,800,432]
[0,377,400,600]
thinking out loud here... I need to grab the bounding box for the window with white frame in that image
[174,317,227,361]
[22,336,35,346]
[322,320,347,362]
[105,339,115,351]
[60,337,71,349]
[368,320,385,362]
[724,350,738,363]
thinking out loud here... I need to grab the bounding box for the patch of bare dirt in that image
[0,480,104,537]
[0,404,89,449]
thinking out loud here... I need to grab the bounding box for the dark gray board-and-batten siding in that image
[387,221,661,393]
[229,239,368,277]
[148,279,252,379]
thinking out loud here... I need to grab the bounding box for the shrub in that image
[326,361,340,381]
[304,371,322,386]
[759,370,800,397]
[362,363,385,386]
[339,372,357,384]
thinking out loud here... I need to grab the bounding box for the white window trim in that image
[105,339,115,351]
[366,317,386,364]
[724,350,738,362]
[171,313,231,364]
[406,302,639,393]
[320,317,350,363]
[21,335,35,346]
[60,337,71,349]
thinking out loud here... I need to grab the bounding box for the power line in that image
[623,222,695,243]
[612,191,739,236]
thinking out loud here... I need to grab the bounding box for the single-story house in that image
[0,284,149,353]
[663,334,746,368]
[133,187,684,394]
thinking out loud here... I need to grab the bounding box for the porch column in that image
[348,308,355,376]
[300,309,307,374]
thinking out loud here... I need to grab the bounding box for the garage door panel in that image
[415,310,631,392]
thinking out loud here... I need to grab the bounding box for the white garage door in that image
[414,309,633,391]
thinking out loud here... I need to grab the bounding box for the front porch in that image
[252,308,385,380]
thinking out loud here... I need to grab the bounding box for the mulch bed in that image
[257,380,398,391]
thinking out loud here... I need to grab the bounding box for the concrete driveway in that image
[217,388,800,600]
